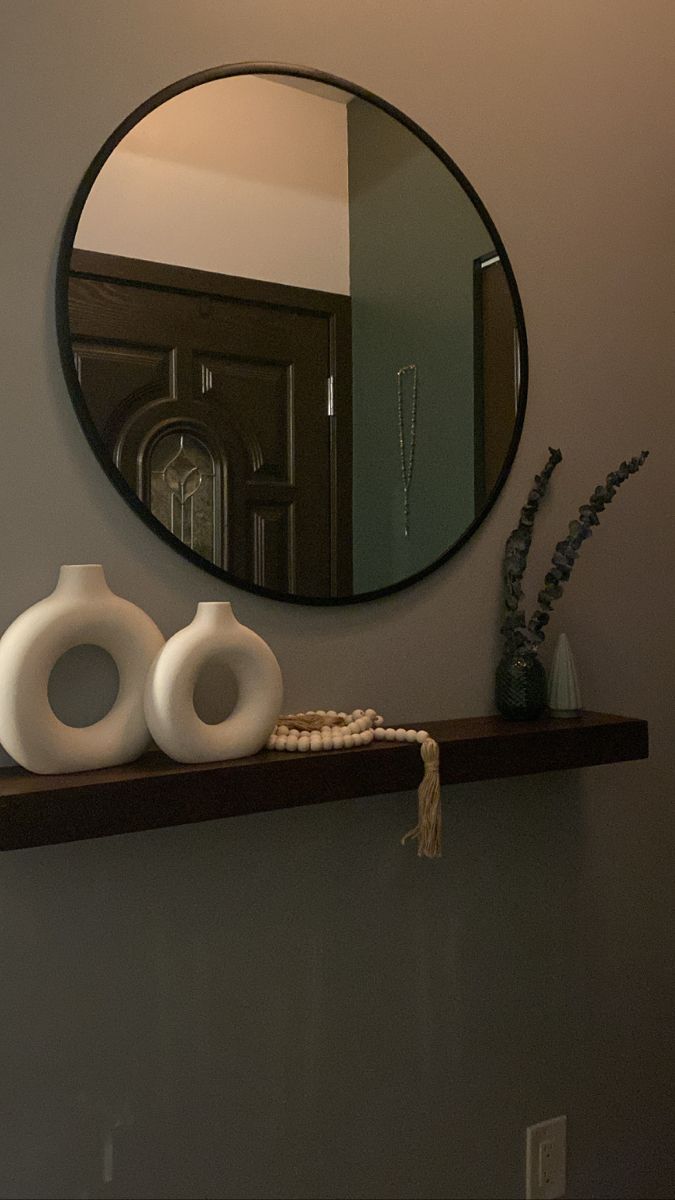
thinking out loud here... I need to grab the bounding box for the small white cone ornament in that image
[548,633,582,718]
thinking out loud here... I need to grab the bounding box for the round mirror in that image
[57,64,527,605]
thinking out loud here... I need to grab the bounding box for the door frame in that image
[473,250,520,515]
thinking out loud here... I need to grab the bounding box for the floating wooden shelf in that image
[0,712,648,851]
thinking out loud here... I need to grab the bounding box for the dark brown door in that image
[68,251,352,597]
[474,254,519,509]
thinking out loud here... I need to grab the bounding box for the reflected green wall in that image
[348,98,493,592]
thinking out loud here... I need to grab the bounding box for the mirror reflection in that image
[66,72,524,600]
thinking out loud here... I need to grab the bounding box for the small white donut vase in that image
[0,564,165,774]
[144,602,283,763]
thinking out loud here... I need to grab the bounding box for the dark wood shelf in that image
[0,712,648,851]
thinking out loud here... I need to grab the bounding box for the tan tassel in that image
[401,736,442,858]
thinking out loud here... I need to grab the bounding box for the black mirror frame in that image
[56,61,528,607]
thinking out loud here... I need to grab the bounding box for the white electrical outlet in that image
[525,1115,567,1199]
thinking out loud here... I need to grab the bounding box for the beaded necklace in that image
[396,364,418,537]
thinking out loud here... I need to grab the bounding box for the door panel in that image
[474,255,518,509]
[69,259,348,595]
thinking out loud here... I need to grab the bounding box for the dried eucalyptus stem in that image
[501,448,649,657]
[501,447,562,656]
[527,451,649,644]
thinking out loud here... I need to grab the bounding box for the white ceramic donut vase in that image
[0,564,165,774]
[144,602,283,763]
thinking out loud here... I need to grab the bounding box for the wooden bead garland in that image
[266,708,429,751]
[267,708,441,858]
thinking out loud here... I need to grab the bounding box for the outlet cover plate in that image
[526,1115,567,1199]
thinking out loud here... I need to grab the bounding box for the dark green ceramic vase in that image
[495,649,547,720]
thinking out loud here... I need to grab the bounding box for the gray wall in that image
[348,98,492,592]
[1,2,674,1197]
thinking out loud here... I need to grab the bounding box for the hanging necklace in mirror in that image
[397,363,418,536]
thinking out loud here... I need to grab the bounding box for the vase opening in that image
[49,645,120,727]
[56,564,109,598]
[195,601,236,626]
[193,657,239,725]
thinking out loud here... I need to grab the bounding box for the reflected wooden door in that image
[68,251,352,596]
[473,253,519,510]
